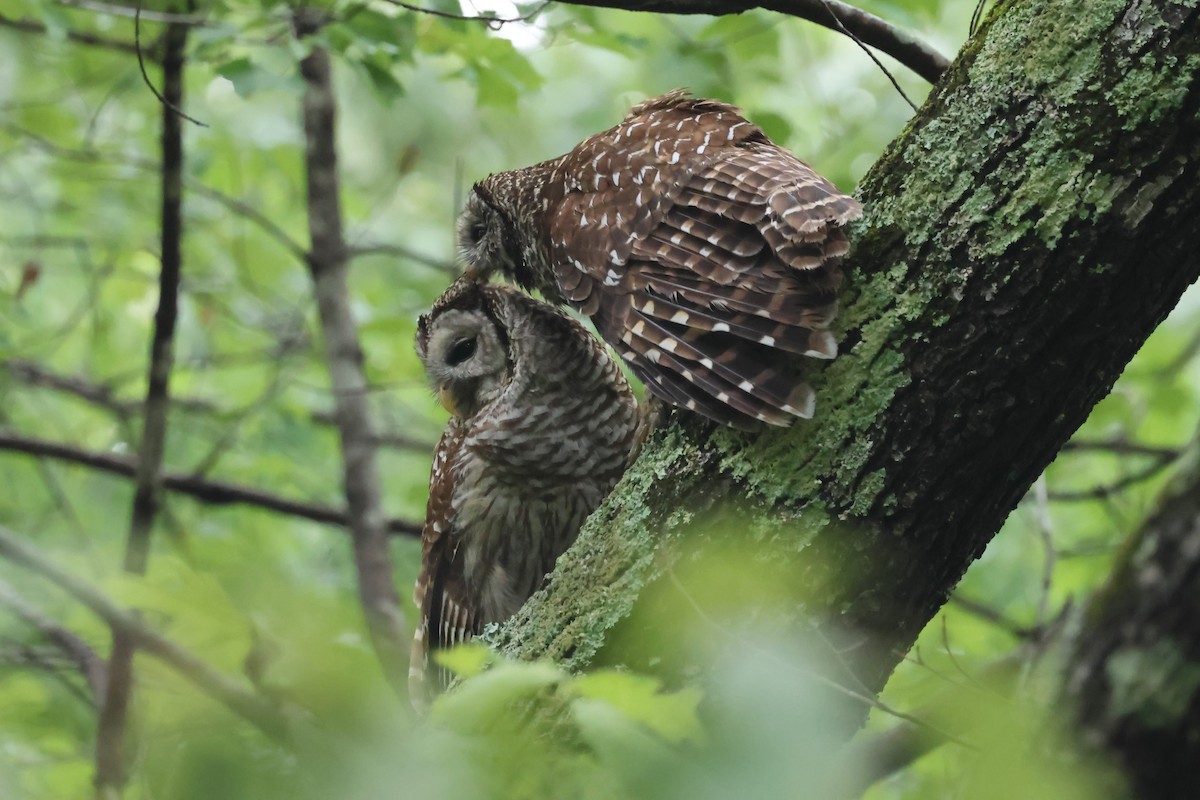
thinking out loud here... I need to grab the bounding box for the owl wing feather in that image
[409,422,482,703]
[544,92,861,427]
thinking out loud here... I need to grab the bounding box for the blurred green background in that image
[0,0,1197,797]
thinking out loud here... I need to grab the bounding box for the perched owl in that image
[458,89,862,429]
[409,279,641,704]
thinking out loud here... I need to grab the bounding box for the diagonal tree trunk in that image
[496,0,1200,719]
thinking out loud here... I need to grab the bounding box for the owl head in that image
[457,178,538,291]
[416,279,512,419]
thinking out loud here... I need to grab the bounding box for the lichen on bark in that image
[496,0,1200,705]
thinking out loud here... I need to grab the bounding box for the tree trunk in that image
[495,0,1200,714]
[1065,442,1200,800]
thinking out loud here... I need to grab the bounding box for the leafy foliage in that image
[0,0,1197,798]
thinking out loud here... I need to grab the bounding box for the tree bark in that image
[94,16,189,798]
[1065,442,1200,800]
[496,0,1200,721]
[294,9,409,695]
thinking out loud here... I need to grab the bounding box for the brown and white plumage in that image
[458,89,861,429]
[410,280,641,706]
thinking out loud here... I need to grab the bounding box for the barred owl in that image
[458,89,862,429]
[409,279,641,704]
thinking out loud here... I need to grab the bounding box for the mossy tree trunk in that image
[496,0,1200,722]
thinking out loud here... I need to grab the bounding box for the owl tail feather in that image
[640,268,838,335]
[621,310,817,428]
[635,287,836,359]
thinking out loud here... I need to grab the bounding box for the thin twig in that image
[134,5,207,128]
[816,0,918,111]
[949,594,1035,640]
[1031,475,1055,635]
[0,526,292,739]
[970,0,988,36]
[0,576,108,701]
[0,641,99,707]
[0,12,140,54]
[1046,458,1179,502]
[0,431,421,537]
[60,0,205,25]
[1060,439,1181,460]
[2,358,437,451]
[346,242,457,273]
[380,0,549,27]
[3,121,310,265]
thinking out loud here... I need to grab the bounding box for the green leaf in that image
[433,642,494,679]
[216,57,265,97]
[431,660,562,733]
[571,670,705,745]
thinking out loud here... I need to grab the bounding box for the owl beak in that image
[437,386,458,417]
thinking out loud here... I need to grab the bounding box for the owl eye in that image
[469,220,488,245]
[446,337,478,366]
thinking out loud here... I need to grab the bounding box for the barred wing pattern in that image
[466,90,861,429]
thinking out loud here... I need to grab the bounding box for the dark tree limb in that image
[0,527,291,741]
[0,432,421,537]
[293,8,410,695]
[497,0,1200,738]
[0,576,108,702]
[556,0,950,83]
[95,20,189,793]
[1064,444,1200,800]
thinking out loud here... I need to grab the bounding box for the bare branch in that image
[949,594,1036,640]
[346,242,456,274]
[294,8,410,695]
[186,182,308,262]
[556,0,949,83]
[0,431,421,537]
[0,11,140,54]
[3,359,132,418]
[134,6,207,128]
[1,123,309,265]
[1047,457,1180,502]
[1060,439,1182,460]
[380,0,550,26]
[0,576,108,701]
[814,0,917,111]
[2,358,438,452]
[58,0,206,25]
[0,526,291,739]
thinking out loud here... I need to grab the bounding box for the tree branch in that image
[0,12,140,54]
[59,0,205,25]
[294,8,410,695]
[498,0,1200,732]
[2,359,437,452]
[95,15,190,794]
[0,431,421,537]
[0,576,108,702]
[0,526,291,740]
[556,0,949,83]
